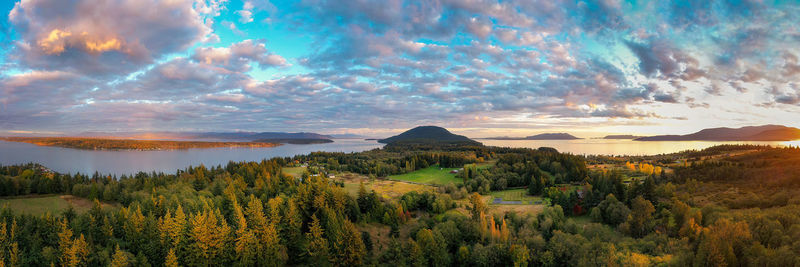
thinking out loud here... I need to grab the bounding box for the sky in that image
[1,0,799,138]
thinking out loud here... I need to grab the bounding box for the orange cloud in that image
[37,29,125,55]
[37,29,72,54]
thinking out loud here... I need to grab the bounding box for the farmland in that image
[387,165,463,185]
[0,195,99,215]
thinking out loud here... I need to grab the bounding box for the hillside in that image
[377,126,481,144]
[196,131,333,141]
[71,131,333,141]
[635,125,800,141]
[486,133,581,140]
[252,138,334,144]
[0,137,281,150]
[603,135,642,139]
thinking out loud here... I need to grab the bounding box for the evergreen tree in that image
[110,245,129,267]
[306,214,330,266]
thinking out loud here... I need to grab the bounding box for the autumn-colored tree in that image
[245,195,286,266]
[68,234,89,267]
[7,242,19,267]
[621,196,655,237]
[283,198,304,259]
[188,208,231,266]
[123,206,146,249]
[488,214,498,241]
[478,211,488,240]
[57,219,73,267]
[338,220,366,266]
[510,244,529,267]
[101,216,114,240]
[232,201,258,265]
[416,229,449,266]
[500,218,510,243]
[267,196,284,226]
[164,248,179,267]
[261,221,287,266]
[405,239,426,267]
[469,193,487,220]
[159,205,187,248]
[694,218,753,266]
[306,214,330,266]
[110,245,129,267]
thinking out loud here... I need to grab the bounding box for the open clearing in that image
[335,173,435,199]
[388,165,463,185]
[282,166,307,177]
[489,189,544,204]
[0,195,110,215]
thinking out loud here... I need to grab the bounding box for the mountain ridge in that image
[635,125,800,141]
[485,133,581,140]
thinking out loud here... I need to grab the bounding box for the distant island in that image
[253,138,334,144]
[328,134,366,139]
[603,135,643,139]
[74,131,334,141]
[378,126,481,145]
[635,125,800,141]
[485,133,581,140]
[0,137,281,150]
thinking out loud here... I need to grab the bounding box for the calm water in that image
[479,139,800,156]
[0,139,384,175]
[3,138,799,175]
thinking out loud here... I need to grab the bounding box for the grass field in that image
[0,195,97,215]
[282,166,307,177]
[476,161,495,169]
[489,189,544,204]
[388,165,463,185]
[336,173,434,199]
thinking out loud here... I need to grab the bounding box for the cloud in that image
[192,39,288,71]
[3,0,800,133]
[8,0,214,75]
[237,10,254,23]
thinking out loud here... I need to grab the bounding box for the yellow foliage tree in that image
[232,200,258,265]
[57,219,73,267]
[110,245,129,267]
[164,248,179,267]
[189,208,231,265]
[68,234,89,267]
[500,218,510,243]
[339,220,366,266]
[306,214,329,264]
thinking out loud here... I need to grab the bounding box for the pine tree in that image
[8,242,19,267]
[284,198,303,259]
[339,220,366,266]
[406,239,425,267]
[57,219,73,267]
[110,245,129,267]
[232,201,258,265]
[188,208,231,266]
[68,234,89,267]
[306,214,330,265]
[102,216,114,240]
[164,248,179,267]
[261,221,287,266]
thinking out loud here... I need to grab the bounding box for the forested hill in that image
[635,124,800,141]
[486,133,581,140]
[378,126,481,145]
